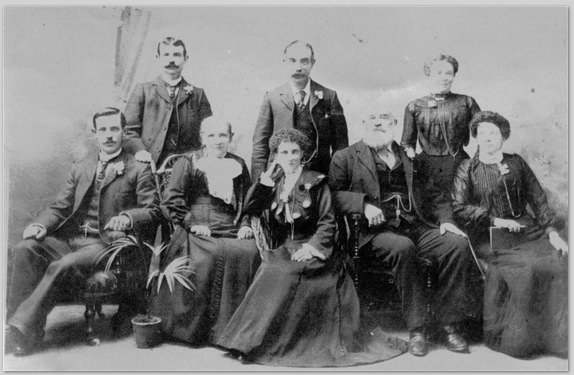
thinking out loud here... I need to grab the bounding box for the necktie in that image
[167,85,176,99]
[298,90,306,109]
[98,160,108,180]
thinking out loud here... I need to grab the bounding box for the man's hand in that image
[237,226,254,239]
[190,225,211,237]
[493,218,524,233]
[291,243,327,262]
[549,231,568,256]
[104,215,132,232]
[22,224,47,240]
[364,203,385,227]
[440,222,467,238]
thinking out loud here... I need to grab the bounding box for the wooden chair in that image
[341,214,435,326]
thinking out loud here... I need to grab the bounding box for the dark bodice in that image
[244,169,335,258]
[402,92,480,156]
[452,153,556,236]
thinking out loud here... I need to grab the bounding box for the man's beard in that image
[363,131,393,150]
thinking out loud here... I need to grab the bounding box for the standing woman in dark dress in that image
[402,54,481,194]
[452,111,568,358]
[216,128,406,367]
[150,116,260,346]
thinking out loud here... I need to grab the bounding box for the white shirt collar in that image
[99,149,122,162]
[290,79,311,106]
[162,76,183,87]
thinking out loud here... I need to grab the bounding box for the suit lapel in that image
[70,155,97,213]
[309,80,319,112]
[152,76,173,104]
[176,77,192,107]
[101,152,126,190]
[355,141,379,191]
[278,82,294,111]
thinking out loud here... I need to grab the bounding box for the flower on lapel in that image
[498,163,510,176]
[428,100,437,108]
[111,161,125,176]
[184,84,194,95]
[314,90,324,100]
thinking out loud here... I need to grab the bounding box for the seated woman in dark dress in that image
[150,116,260,346]
[452,111,568,358]
[216,128,407,367]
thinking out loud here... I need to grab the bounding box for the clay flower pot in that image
[131,315,162,348]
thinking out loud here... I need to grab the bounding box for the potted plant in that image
[95,235,194,348]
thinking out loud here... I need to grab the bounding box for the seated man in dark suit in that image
[5,107,160,356]
[328,110,482,357]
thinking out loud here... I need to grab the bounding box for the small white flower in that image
[112,161,125,176]
[184,84,194,95]
[314,90,324,100]
[304,183,312,191]
[498,163,510,176]
[428,100,437,108]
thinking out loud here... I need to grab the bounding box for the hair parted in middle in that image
[157,36,187,57]
[423,54,459,77]
[283,40,315,62]
[469,110,511,140]
[269,128,312,159]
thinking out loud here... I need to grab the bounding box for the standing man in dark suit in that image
[124,37,212,166]
[328,110,482,357]
[251,40,348,181]
[5,108,160,356]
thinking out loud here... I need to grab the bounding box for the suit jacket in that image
[123,76,212,164]
[34,150,160,244]
[251,80,348,181]
[328,140,455,248]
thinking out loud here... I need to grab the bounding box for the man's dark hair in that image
[157,37,187,58]
[92,107,126,130]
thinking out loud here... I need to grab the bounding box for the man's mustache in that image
[165,63,179,69]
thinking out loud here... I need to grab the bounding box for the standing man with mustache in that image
[124,37,212,167]
[328,111,482,357]
[250,40,348,181]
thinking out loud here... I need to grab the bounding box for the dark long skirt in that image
[417,151,469,194]
[216,239,407,367]
[483,238,568,358]
[150,226,260,345]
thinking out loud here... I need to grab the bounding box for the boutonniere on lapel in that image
[314,90,324,100]
[428,99,437,108]
[497,163,510,176]
[111,161,125,176]
[184,84,194,95]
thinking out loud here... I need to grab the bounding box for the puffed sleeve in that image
[401,101,418,150]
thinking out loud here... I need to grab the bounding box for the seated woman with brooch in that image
[150,116,260,346]
[452,110,568,358]
[216,128,407,367]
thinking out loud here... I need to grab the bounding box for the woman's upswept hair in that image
[423,54,459,77]
[269,128,312,158]
[469,110,511,140]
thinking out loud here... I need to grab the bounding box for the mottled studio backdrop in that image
[4,6,568,249]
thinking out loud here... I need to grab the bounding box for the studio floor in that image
[2,304,568,372]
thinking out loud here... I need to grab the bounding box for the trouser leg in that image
[8,236,107,336]
[367,231,426,330]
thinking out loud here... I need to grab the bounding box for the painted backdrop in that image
[4,6,568,248]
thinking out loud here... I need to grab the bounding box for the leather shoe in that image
[443,325,469,353]
[408,330,428,357]
[5,326,39,356]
